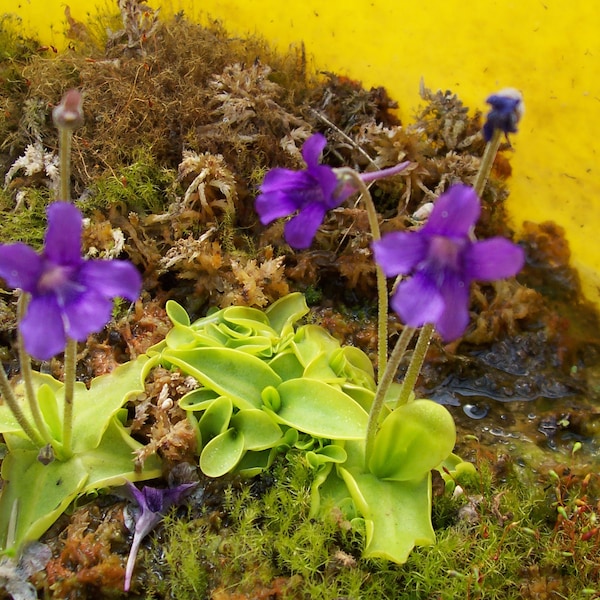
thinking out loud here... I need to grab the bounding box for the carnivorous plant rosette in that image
[0,201,142,360]
[372,183,525,341]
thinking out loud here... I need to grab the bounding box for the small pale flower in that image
[482,88,524,142]
[372,184,524,341]
[0,202,142,360]
[123,482,197,591]
[255,133,409,249]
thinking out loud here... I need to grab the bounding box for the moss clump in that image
[138,445,600,600]
[83,148,176,216]
[0,185,51,247]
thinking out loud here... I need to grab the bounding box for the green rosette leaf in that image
[268,378,368,440]
[368,399,456,481]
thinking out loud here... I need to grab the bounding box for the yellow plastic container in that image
[5,0,600,303]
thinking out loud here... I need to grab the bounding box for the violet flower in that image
[482,88,524,142]
[123,482,197,591]
[0,202,141,360]
[255,133,409,249]
[372,184,524,341]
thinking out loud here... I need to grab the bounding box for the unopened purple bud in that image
[482,88,524,142]
[52,89,84,130]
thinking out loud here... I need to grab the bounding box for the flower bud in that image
[482,87,524,142]
[52,88,84,130]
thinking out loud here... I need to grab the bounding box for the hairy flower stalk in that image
[394,323,434,409]
[0,364,43,447]
[334,167,395,374]
[52,89,84,203]
[16,295,53,449]
[364,325,415,463]
[53,89,84,454]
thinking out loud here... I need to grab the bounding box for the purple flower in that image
[255,133,409,249]
[482,88,524,142]
[0,202,141,360]
[372,184,524,341]
[124,482,197,591]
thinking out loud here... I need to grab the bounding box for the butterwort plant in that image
[252,93,525,562]
[0,90,162,553]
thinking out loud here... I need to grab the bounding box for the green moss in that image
[83,148,175,215]
[0,186,50,247]
[140,447,600,599]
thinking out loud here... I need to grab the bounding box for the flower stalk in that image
[0,90,141,461]
[473,128,502,197]
[364,325,415,464]
[0,366,43,447]
[395,323,434,409]
[16,295,53,447]
[52,89,83,203]
[475,88,524,198]
[61,338,78,457]
[335,167,389,374]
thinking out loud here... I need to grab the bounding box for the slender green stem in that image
[365,326,415,467]
[61,338,77,457]
[58,127,72,202]
[0,362,44,446]
[473,129,502,198]
[336,167,389,376]
[16,295,53,445]
[395,323,434,409]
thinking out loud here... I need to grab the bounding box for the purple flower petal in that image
[301,132,327,168]
[255,192,299,225]
[312,165,344,209]
[0,201,144,359]
[284,202,327,249]
[78,260,142,302]
[483,89,523,142]
[260,168,313,195]
[374,183,525,342]
[423,185,480,237]
[372,232,428,277]
[464,238,525,281]
[63,291,113,341]
[391,274,445,329]
[20,296,66,360]
[0,244,43,292]
[44,202,83,267]
[435,274,471,341]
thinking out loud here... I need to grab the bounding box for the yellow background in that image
[5,0,600,303]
